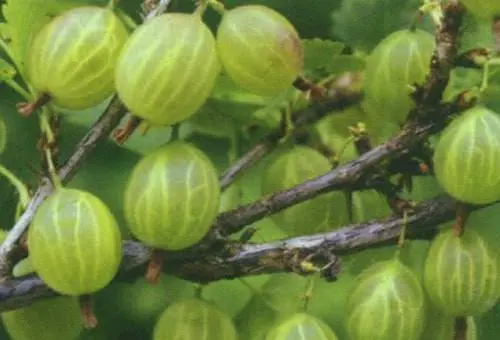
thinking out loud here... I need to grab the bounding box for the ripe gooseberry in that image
[266,313,339,340]
[124,141,220,251]
[344,257,425,340]
[423,228,500,316]
[261,145,348,237]
[363,28,435,124]
[2,296,82,340]
[115,13,221,126]
[153,299,238,340]
[27,6,129,110]
[433,105,500,204]
[216,5,303,96]
[28,188,122,296]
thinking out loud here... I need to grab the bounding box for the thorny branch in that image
[0,0,474,313]
[0,193,492,312]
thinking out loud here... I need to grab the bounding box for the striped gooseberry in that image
[153,299,238,340]
[344,257,425,340]
[459,0,500,19]
[115,13,221,126]
[266,313,339,340]
[433,106,500,204]
[27,6,129,110]
[261,145,348,237]
[423,228,500,316]
[124,141,220,251]
[216,5,303,96]
[1,296,82,340]
[363,29,435,124]
[28,188,122,296]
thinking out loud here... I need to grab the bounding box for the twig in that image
[0,193,492,312]
[212,101,462,239]
[219,73,363,191]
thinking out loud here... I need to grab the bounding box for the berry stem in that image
[453,203,469,237]
[44,148,62,190]
[113,116,143,144]
[0,165,30,209]
[16,93,51,117]
[293,76,326,101]
[145,250,164,284]
[79,295,98,329]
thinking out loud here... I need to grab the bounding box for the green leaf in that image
[331,0,433,52]
[327,55,366,75]
[459,12,496,54]
[1,0,108,77]
[303,38,345,73]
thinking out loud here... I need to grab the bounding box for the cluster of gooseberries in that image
[3,0,500,339]
[5,0,305,334]
[26,3,304,126]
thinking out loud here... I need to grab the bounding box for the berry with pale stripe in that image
[115,13,221,126]
[266,313,339,340]
[124,141,220,251]
[28,188,122,296]
[27,6,129,110]
[261,145,348,237]
[433,106,500,204]
[344,257,425,340]
[216,5,303,96]
[363,29,435,124]
[423,228,500,316]
[153,299,238,340]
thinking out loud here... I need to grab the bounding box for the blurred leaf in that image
[443,67,482,102]
[459,12,496,54]
[2,0,108,77]
[327,55,366,75]
[303,38,345,74]
[331,0,433,52]
[202,279,254,318]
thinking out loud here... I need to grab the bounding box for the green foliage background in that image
[0,0,498,339]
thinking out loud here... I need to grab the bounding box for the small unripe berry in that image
[2,296,82,340]
[28,188,122,296]
[266,313,339,340]
[115,13,221,126]
[423,228,500,316]
[124,141,220,251]
[344,258,425,340]
[433,106,500,204]
[216,5,303,96]
[153,299,238,340]
[27,6,129,110]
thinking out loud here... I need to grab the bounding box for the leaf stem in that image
[5,79,32,101]
[44,148,62,189]
[0,165,30,209]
